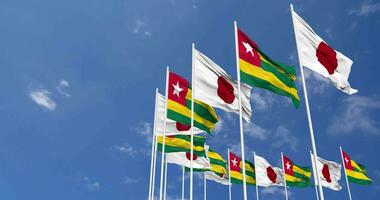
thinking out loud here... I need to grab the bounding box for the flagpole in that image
[164,158,168,200]
[234,20,248,200]
[290,4,324,200]
[228,148,232,200]
[340,146,353,200]
[280,152,289,200]
[159,67,170,200]
[148,89,159,200]
[254,152,259,200]
[310,150,320,200]
[152,130,158,200]
[190,42,195,200]
[182,166,185,200]
[204,173,207,200]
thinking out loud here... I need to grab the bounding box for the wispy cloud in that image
[349,1,380,16]
[244,123,269,140]
[56,79,71,97]
[327,96,380,136]
[271,126,298,151]
[303,68,330,95]
[113,143,137,157]
[132,20,151,36]
[261,187,292,197]
[123,176,140,184]
[135,121,153,143]
[29,89,57,111]
[250,90,275,111]
[83,176,100,191]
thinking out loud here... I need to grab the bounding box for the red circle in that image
[316,41,338,75]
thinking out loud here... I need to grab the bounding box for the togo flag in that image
[341,149,372,185]
[291,6,357,95]
[155,92,204,135]
[193,48,252,122]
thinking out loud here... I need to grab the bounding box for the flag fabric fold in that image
[311,153,342,191]
[155,92,204,135]
[342,150,372,185]
[237,27,300,108]
[282,155,312,187]
[167,72,218,133]
[193,48,252,122]
[157,135,207,157]
[291,8,357,95]
[255,154,284,187]
[229,152,256,185]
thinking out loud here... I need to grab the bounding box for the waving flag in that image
[291,8,357,94]
[166,144,211,170]
[255,154,284,187]
[311,154,342,191]
[229,152,256,185]
[341,149,372,185]
[157,135,206,156]
[237,27,300,108]
[193,48,252,122]
[282,155,312,187]
[155,92,204,135]
[167,72,218,133]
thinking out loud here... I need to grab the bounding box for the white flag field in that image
[155,92,204,136]
[311,153,342,191]
[292,8,357,95]
[255,154,285,187]
[193,48,252,122]
[166,152,211,170]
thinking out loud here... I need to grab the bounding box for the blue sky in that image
[0,0,380,199]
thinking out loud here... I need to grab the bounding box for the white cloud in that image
[349,1,380,16]
[114,143,137,157]
[135,122,153,143]
[250,90,275,111]
[124,176,140,184]
[213,117,224,134]
[132,20,151,36]
[56,79,71,97]
[244,123,269,140]
[324,27,333,39]
[29,89,57,111]
[261,187,292,197]
[271,126,298,152]
[303,68,330,95]
[83,176,100,191]
[327,96,380,135]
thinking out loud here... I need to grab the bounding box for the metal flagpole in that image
[310,151,320,200]
[164,158,168,200]
[340,146,353,200]
[233,20,248,200]
[281,152,289,200]
[228,148,232,200]
[204,173,207,200]
[151,131,158,200]
[254,152,259,200]
[190,43,195,200]
[159,67,170,200]
[148,89,159,200]
[290,4,324,200]
[182,166,185,200]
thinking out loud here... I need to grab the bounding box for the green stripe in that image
[209,158,226,167]
[240,71,300,108]
[167,110,211,133]
[260,60,297,88]
[293,171,311,181]
[157,144,206,157]
[348,176,372,185]
[185,99,218,124]
[286,180,311,187]
[245,171,255,178]
[256,48,297,80]
[231,177,255,185]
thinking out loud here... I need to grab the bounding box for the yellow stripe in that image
[293,165,311,178]
[208,151,225,161]
[239,59,300,100]
[239,162,254,173]
[351,160,365,173]
[230,171,256,184]
[167,100,215,129]
[157,136,204,152]
[186,88,218,120]
[257,53,297,81]
[285,174,305,182]
[346,169,371,181]
[211,164,227,175]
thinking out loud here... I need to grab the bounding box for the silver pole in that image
[340,146,353,200]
